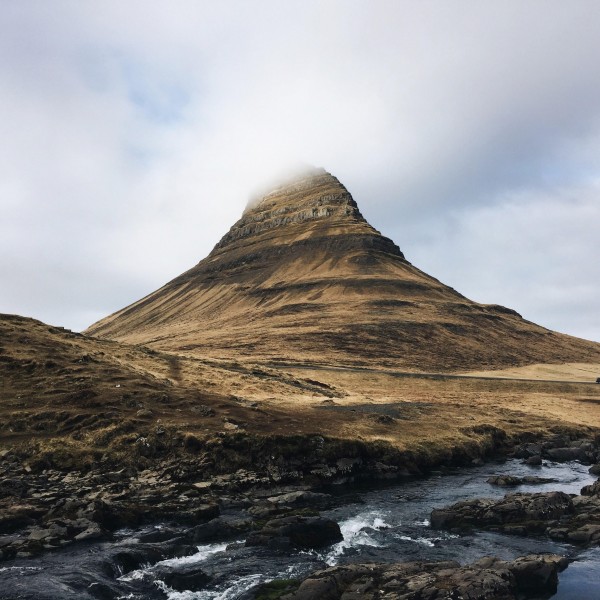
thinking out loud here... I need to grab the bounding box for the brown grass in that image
[2,314,600,472]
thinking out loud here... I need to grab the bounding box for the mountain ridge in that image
[86,169,600,371]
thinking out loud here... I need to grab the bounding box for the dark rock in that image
[487,475,556,487]
[279,554,566,599]
[74,524,106,541]
[245,516,342,549]
[153,563,211,592]
[543,435,569,450]
[487,475,522,486]
[431,482,600,548]
[513,442,542,459]
[588,464,600,475]
[154,502,220,524]
[525,455,542,466]
[104,541,195,577]
[545,447,588,462]
[266,490,332,508]
[107,547,163,576]
[566,524,600,543]
[0,504,45,534]
[0,477,28,499]
[580,480,600,496]
[87,582,121,600]
[187,517,250,543]
[135,526,182,544]
[250,579,300,599]
[504,554,566,592]
[431,491,574,534]
[525,443,542,456]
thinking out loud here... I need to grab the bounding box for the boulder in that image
[153,563,211,592]
[581,480,600,496]
[266,490,332,508]
[487,475,556,487]
[187,517,250,543]
[505,554,566,593]
[245,516,342,549]
[545,447,588,462]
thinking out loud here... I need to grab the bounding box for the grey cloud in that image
[1,1,599,342]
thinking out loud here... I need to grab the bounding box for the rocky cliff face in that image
[86,169,600,371]
[214,169,379,252]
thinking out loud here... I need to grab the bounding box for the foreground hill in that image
[3,311,599,471]
[86,168,600,371]
[2,311,600,567]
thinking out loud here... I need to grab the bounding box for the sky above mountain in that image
[1,1,599,342]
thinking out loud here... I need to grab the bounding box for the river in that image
[1,459,598,599]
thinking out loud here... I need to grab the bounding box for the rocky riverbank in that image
[2,429,600,562]
[429,437,600,548]
[1,455,597,599]
[431,477,600,546]
[263,554,567,600]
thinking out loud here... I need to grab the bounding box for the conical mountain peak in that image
[244,167,342,213]
[212,168,371,255]
[86,170,600,371]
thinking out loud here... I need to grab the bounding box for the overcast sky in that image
[1,1,599,343]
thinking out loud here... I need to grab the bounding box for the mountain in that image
[86,168,600,371]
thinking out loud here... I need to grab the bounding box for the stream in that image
[1,459,599,599]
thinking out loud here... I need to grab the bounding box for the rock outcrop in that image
[245,515,343,549]
[85,168,600,371]
[431,479,600,545]
[267,554,566,600]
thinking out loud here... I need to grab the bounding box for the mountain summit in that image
[86,169,600,371]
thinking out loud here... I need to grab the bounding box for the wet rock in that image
[187,516,250,543]
[487,475,556,486]
[249,579,301,599]
[580,480,600,496]
[74,524,106,541]
[278,554,565,599]
[153,563,211,592]
[565,524,600,544]
[0,504,45,533]
[431,491,574,534]
[0,477,29,499]
[525,455,542,466]
[475,554,566,593]
[431,481,600,547]
[245,515,342,549]
[545,446,593,463]
[588,463,600,475]
[87,581,121,600]
[266,490,332,508]
[105,546,167,576]
[103,540,196,578]
[514,442,542,459]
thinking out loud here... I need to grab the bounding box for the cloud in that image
[390,182,600,342]
[1,1,599,341]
